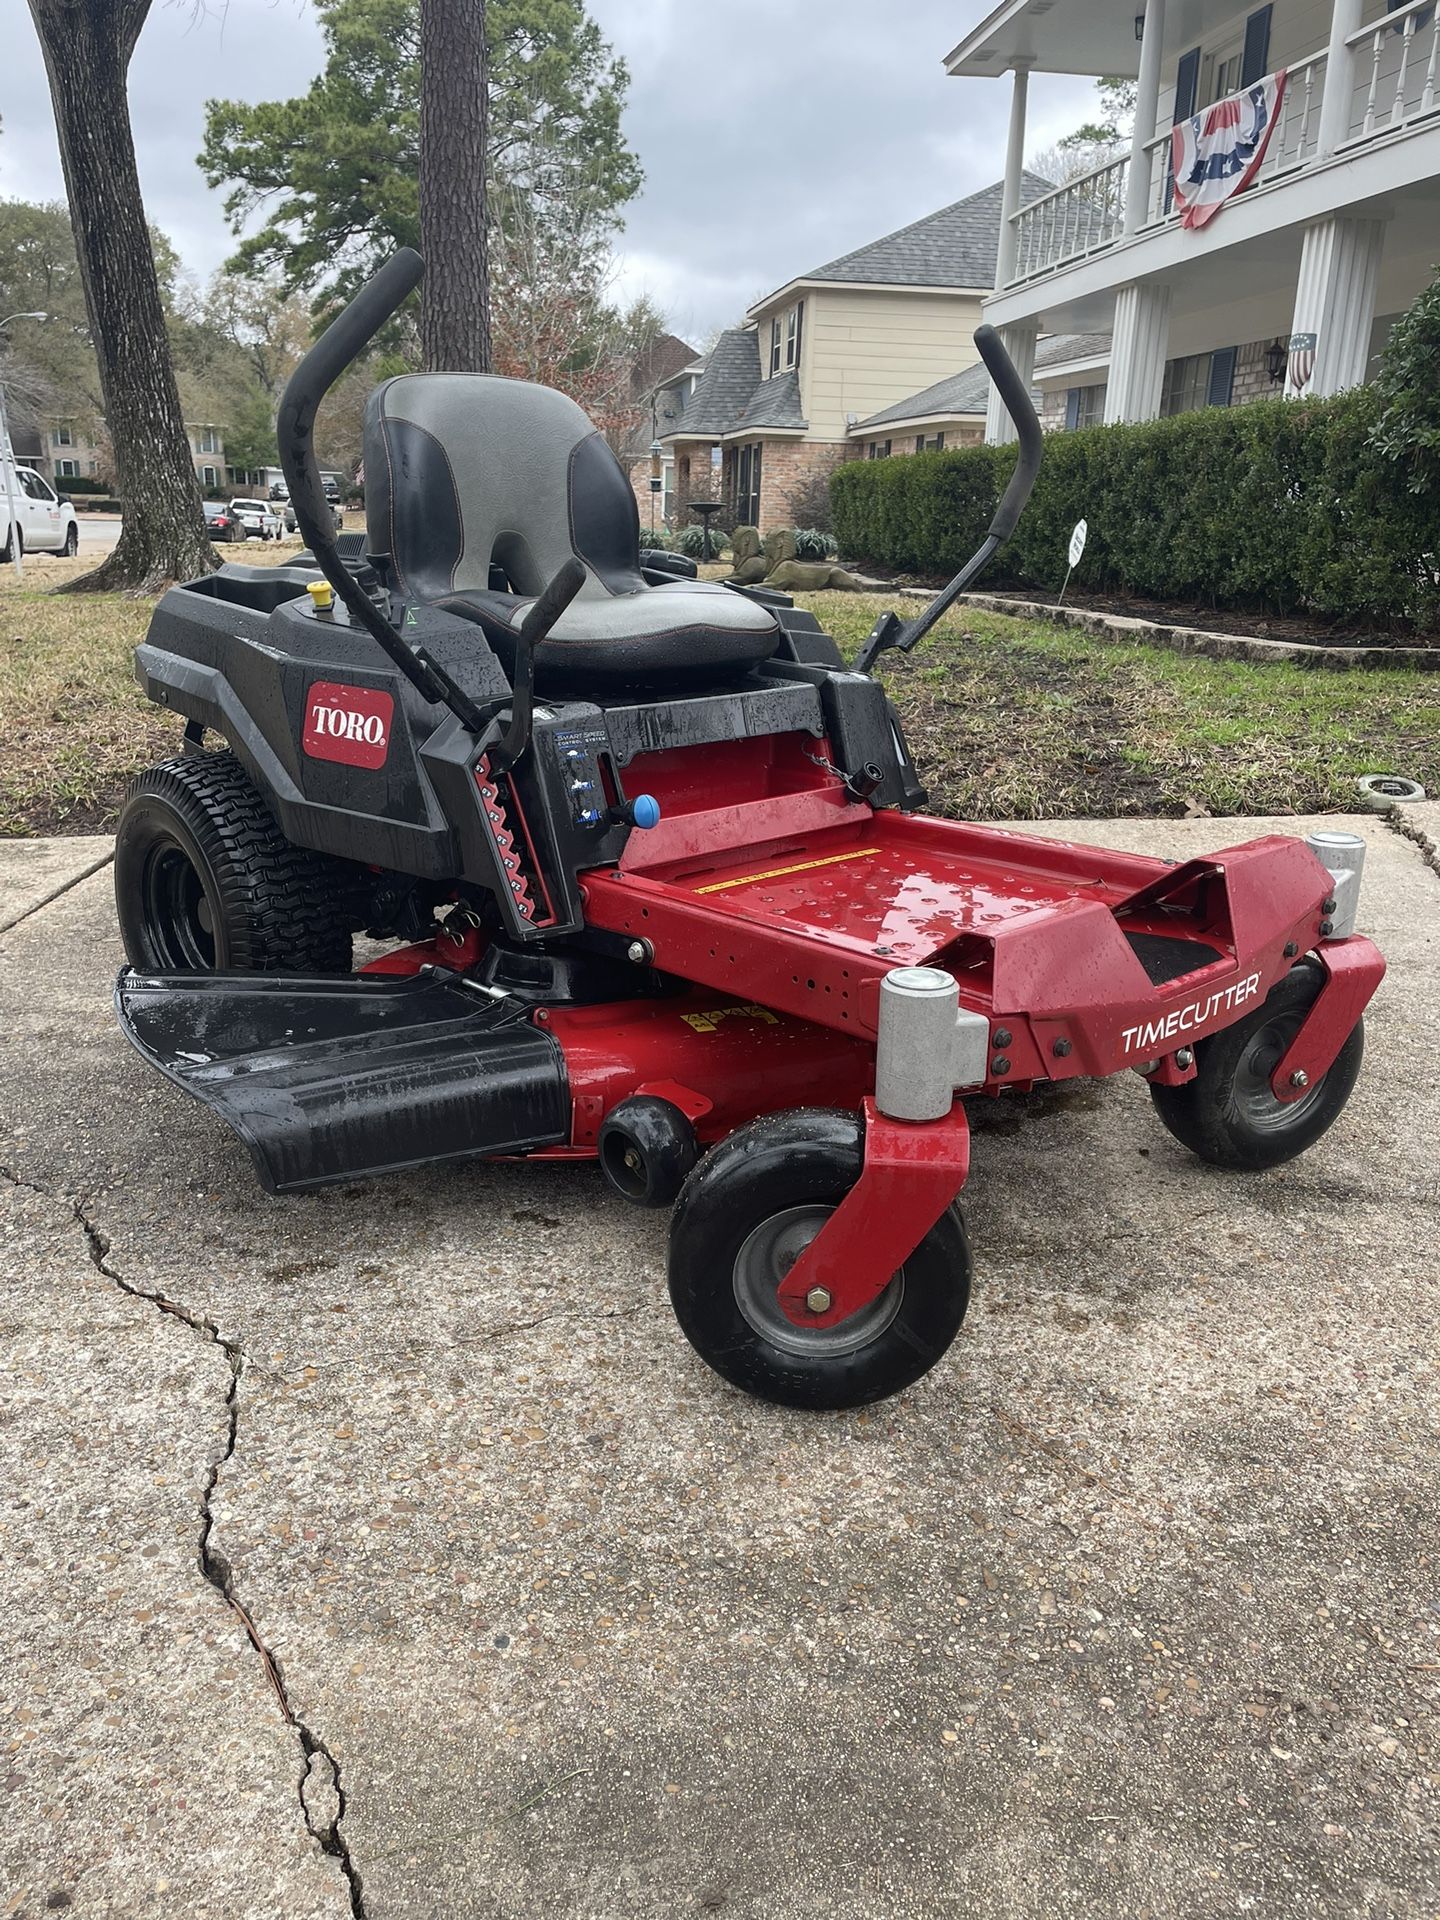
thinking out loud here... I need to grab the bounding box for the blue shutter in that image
[1065,388,1082,430]
[1241,5,1273,84]
[1175,46,1201,118]
[1166,48,1202,212]
[1207,347,1237,407]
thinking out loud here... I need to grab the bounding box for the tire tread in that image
[117,750,356,971]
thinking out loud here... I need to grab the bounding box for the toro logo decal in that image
[303,681,393,770]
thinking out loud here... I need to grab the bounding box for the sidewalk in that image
[1,813,1436,1919]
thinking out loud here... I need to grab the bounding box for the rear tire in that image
[1,522,21,565]
[668,1108,971,1410]
[115,751,357,973]
[62,523,78,557]
[1150,960,1364,1171]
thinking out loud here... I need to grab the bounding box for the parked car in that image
[1,463,79,560]
[268,481,289,502]
[204,502,247,544]
[229,498,283,542]
[284,501,343,535]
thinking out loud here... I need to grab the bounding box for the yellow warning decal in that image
[693,846,881,895]
[682,1004,781,1034]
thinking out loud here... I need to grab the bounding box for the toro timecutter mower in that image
[112,250,1384,1410]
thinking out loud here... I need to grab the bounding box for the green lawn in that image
[799,592,1440,820]
[1,563,1433,835]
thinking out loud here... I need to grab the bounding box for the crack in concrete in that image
[0,849,115,938]
[450,1299,649,1350]
[0,1162,368,1919]
[258,1299,651,1385]
[1381,804,1440,883]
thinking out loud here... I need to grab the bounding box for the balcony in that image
[1006,0,1439,289]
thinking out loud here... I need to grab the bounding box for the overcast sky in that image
[5,0,1095,347]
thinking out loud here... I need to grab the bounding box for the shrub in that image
[676,523,728,557]
[1370,264,1440,500]
[829,387,1440,630]
[51,475,111,496]
[784,467,838,533]
[792,528,838,560]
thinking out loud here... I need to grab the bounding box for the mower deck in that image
[582,798,1341,1086]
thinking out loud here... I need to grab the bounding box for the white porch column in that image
[1104,281,1172,423]
[1286,213,1386,398]
[1315,0,1366,158]
[984,321,1039,445]
[1124,0,1168,233]
[995,65,1031,290]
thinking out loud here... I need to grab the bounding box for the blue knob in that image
[631,794,661,829]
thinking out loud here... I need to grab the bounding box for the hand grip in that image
[489,559,590,774]
[278,248,425,564]
[519,556,587,646]
[974,323,1044,544]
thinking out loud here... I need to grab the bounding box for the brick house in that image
[663,175,1051,532]
[623,338,705,532]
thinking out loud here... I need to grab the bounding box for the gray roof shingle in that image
[769,172,1055,301]
[665,328,761,438]
[856,333,1113,430]
[733,370,806,433]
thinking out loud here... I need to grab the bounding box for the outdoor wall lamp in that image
[1267,338,1288,384]
[1135,12,1146,40]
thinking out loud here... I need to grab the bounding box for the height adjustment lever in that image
[488,558,587,774]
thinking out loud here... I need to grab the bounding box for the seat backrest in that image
[363,373,645,604]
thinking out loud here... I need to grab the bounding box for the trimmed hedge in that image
[831,389,1440,631]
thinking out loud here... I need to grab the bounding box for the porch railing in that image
[1009,153,1130,286]
[1001,5,1439,289]
[1347,0,1439,139]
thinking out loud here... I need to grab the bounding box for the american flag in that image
[1171,71,1288,231]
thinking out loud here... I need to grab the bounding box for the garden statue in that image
[727,526,769,585]
[725,524,863,593]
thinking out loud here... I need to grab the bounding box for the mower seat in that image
[364,374,779,696]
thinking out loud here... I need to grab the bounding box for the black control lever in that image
[487,558,587,774]
[855,324,1044,675]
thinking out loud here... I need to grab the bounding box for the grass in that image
[799,592,1440,821]
[0,542,302,837]
[1,561,1434,836]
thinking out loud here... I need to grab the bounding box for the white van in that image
[2,462,80,560]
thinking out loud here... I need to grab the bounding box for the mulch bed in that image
[866,572,1438,651]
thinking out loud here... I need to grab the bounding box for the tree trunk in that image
[419,0,493,373]
[26,0,216,592]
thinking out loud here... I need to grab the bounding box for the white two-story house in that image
[947,0,1440,440]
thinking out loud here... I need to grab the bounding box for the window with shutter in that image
[1241,5,1272,86]
[1207,347,1238,407]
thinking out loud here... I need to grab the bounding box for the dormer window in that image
[785,300,804,370]
[770,317,782,376]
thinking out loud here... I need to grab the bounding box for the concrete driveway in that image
[1,810,1437,1919]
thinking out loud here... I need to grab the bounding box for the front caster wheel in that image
[667,1108,971,1410]
[1150,959,1364,1171]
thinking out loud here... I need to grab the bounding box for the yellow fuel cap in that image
[307,579,335,613]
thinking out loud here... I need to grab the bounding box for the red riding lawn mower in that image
[113,251,1384,1409]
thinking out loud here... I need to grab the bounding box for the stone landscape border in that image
[895,587,1440,672]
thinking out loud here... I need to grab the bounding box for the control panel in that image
[551,720,614,831]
